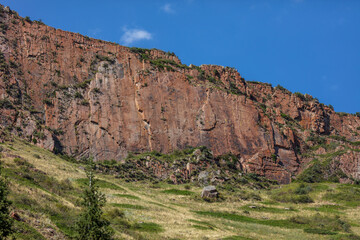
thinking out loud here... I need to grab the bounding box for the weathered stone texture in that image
[0,7,359,183]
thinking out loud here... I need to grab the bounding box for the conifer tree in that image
[0,161,14,239]
[75,166,114,240]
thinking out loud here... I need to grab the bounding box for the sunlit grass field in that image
[1,139,360,239]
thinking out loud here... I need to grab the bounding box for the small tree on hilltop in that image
[75,165,114,240]
[0,161,14,239]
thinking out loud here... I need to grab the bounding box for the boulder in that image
[201,185,218,199]
[198,171,209,185]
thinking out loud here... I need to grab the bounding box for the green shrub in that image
[129,47,151,61]
[110,203,146,210]
[75,79,92,89]
[95,55,115,64]
[259,103,267,113]
[0,99,14,109]
[80,100,89,106]
[337,112,348,117]
[289,214,351,233]
[329,135,347,142]
[43,98,53,106]
[294,92,306,101]
[74,92,83,99]
[296,157,347,183]
[323,185,360,207]
[276,84,289,93]
[24,16,32,23]
[237,190,262,201]
[12,221,46,240]
[296,161,324,183]
[149,58,188,71]
[0,161,14,238]
[306,134,326,145]
[280,112,293,121]
[229,81,243,95]
[271,184,314,203]
[33,19,44,25]
[294,183,313,195]
[14,158,34,168]
[92,88,101,94]
[75,168,114,240]
[184,185,191,190]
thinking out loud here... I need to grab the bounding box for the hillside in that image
[1,138,360,239]
[0,5,360,184]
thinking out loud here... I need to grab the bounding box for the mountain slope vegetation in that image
[1,138,360,239]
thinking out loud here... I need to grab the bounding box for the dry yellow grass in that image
[1,139,359,240]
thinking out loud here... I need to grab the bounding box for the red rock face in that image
[0,7,359,183]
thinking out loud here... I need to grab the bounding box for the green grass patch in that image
[110,203,147,210]
[11,194,78,238]
[162,188,194,196]
[191,224,212,230]
[331,234,360,240]
[305,204,346,214]
[323,185,360,207]
[49,210,77,237]
[12,221,47,240]
[147,201,176,211]
[304,228,336,235]
[3,163,76,197]
[271,192,314,204]
[132,222,163,233]
[188,219,215,230]
[75,178,124,191]
[195,211,351,234]
[222,236,254,240]
[296,158,347,183]
[194,211,300,229]
[113,194,140,200]
[261,200,280,205]
[270,183,314,203]
[11,194,43,212]
[126,146,198,163]
[240,205,297,213]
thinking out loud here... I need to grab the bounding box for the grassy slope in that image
[1,139,360,240]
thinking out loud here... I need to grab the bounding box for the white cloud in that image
[161,3,174,14]
[121,28,152,45]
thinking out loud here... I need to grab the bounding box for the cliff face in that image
[0,6,359,183]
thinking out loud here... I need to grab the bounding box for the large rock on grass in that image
[201,185,218,199]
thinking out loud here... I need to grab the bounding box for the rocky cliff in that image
[0,6,359,183]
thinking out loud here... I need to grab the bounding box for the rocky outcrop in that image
[0,6,359,184]
[201,186,218,199]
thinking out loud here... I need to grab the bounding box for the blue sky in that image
[3,0,360,113]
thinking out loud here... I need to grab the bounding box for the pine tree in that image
[0,161,14,239]
[75,166,114,240]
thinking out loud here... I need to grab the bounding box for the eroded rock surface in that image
[0,6,359,183]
